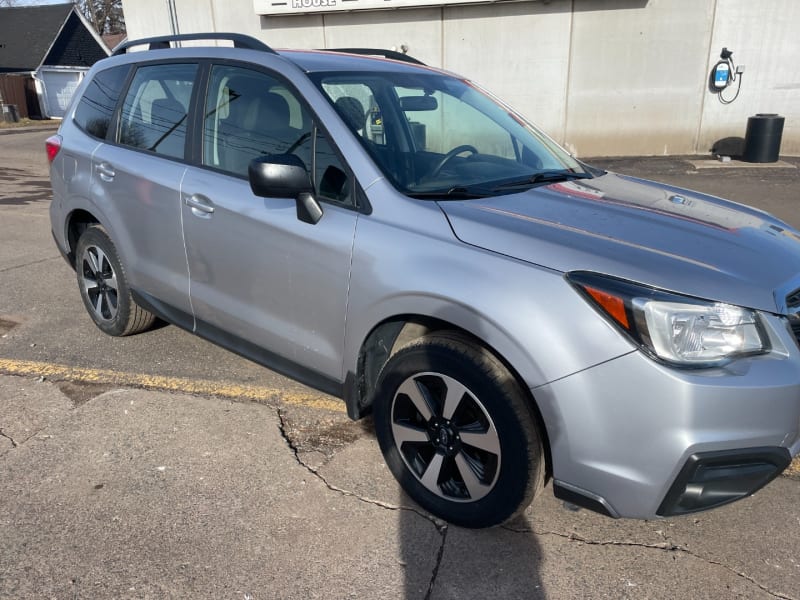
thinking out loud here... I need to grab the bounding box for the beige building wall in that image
[121,0,799,157]
[697,0,800,156]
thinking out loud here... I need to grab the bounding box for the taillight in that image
[45,135,62,164]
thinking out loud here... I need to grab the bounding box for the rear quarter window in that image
[73,65,129,140]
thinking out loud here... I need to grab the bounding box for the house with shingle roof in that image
[0,3,109,119]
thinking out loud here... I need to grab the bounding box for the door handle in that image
[184,194,215,216]
[95,162,115,182]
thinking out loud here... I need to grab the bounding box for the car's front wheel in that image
[75,225,155,337]
[373,332,544,528]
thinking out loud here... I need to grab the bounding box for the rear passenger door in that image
[180,63,358,381]
[92,63,197,317]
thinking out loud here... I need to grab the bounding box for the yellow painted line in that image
[0,358,345,413]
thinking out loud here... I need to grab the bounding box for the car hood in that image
[438,173,800,313]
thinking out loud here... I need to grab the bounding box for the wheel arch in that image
[350,313,553,480]
[65,208,101,268]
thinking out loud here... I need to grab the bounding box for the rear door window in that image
[117,63,197,160]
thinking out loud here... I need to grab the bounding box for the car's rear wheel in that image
[75,225,155,336]
[373,332,544,528]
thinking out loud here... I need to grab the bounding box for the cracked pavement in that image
[2,130,800,599]
[2,376,799,599]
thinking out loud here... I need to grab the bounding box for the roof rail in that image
[112,33,276,56]
[324,48,426,66]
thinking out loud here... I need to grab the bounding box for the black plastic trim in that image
[657,446,791,517]
[324,48,425,65]
[553,482,616,518]
[131,290,345,402]
[113,33,276,56]
[52,229,74,268]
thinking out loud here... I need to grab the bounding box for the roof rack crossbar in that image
[112,33,276,56]
[324,48,425,66]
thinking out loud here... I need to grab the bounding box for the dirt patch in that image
[0,317,19,336]
[785,456,800,480]
[55,381,117,407]
[279,408,372,458]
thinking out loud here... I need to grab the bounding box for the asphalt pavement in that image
[1,129,799,599]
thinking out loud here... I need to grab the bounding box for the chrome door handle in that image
[95,162,115,182]
[184,194,215,216]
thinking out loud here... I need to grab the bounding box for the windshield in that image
[312,71,585,198]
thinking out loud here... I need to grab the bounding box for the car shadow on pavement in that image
[400,509,545,599]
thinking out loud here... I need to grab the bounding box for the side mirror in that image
[248,154,323,225]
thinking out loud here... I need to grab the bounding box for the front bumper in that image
[534,316,800,519]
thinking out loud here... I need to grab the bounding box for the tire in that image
[373,332,544,528]
[74,225,156,337]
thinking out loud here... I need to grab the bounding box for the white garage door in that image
[40,70,83,118]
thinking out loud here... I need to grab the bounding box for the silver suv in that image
[48,33,800,528]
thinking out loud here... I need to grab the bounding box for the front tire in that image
[373,332,544,528]
[75,225,155,337]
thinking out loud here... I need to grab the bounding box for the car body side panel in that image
[343,179,635,388]
[49,116,103,256]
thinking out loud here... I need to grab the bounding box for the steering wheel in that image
[429,144,479,178]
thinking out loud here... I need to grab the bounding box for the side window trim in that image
[186,60,211,166]
[107,64,136,143]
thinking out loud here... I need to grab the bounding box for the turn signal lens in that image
[583,286,630,330]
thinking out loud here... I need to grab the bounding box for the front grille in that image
[787,309,800,347]
[787,288,800,309]
[792,320,800,340]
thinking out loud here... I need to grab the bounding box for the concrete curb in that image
[0,123,60,136]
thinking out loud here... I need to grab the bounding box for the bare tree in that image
[76,0,125,35]
[0,0,125,35]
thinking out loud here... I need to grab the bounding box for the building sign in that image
[254,0,532,16]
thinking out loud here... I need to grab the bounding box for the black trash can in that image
[743,113,784,163]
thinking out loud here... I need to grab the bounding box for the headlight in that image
[568,272,770,367]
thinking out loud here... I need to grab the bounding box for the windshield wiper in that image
[492,170,592,191]
[406,186,490,200]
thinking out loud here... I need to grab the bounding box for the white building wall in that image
[697,0,800,156]
[120,0,800,157]
[442,2,572,150]
[564,0,715,157]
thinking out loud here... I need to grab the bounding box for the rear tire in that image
[373,332,544,528]
[75,225,155,336]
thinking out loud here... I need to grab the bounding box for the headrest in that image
[334,96,365,132]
